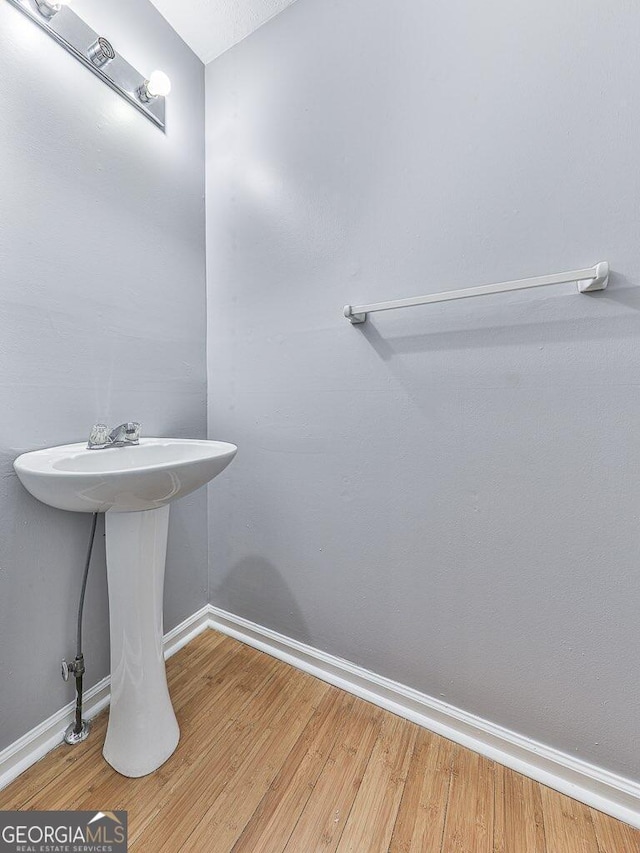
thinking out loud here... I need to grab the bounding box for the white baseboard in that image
[0,675,112,796]
[2,602,638,832]
[0,605,211,794]
[163,605,211,660]
[207,604,640,830]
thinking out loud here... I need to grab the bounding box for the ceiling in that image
[148,0,298,64]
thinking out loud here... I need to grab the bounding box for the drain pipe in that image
[61,512,98,745]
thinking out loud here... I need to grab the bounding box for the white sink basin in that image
[13,436,237,779]
[14,438,237,513]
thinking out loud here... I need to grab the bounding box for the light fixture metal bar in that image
[5,0,166,130]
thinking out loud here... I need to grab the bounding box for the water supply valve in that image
[61,656,85,682]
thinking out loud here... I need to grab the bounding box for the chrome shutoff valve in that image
[61,656,85,682]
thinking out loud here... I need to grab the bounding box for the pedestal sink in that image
[13,438,237,777]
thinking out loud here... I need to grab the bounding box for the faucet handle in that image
[125,422,141,444]
[88,423,109,448]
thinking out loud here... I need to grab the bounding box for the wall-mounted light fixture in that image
[5,0,171,130]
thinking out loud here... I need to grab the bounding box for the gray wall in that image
[206,0,640,780]
[0,0,206,749]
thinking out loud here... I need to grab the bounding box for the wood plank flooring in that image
[1,630,638,852]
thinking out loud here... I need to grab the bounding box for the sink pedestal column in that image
[103,504,179,777]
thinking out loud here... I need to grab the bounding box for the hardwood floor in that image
[1,630,638,852]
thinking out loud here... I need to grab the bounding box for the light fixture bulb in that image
[35,0,70,16]
[147,70,171,98]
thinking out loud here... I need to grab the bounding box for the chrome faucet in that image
[87,422,141,450]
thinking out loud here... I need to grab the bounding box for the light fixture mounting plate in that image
[5,0,167,130]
